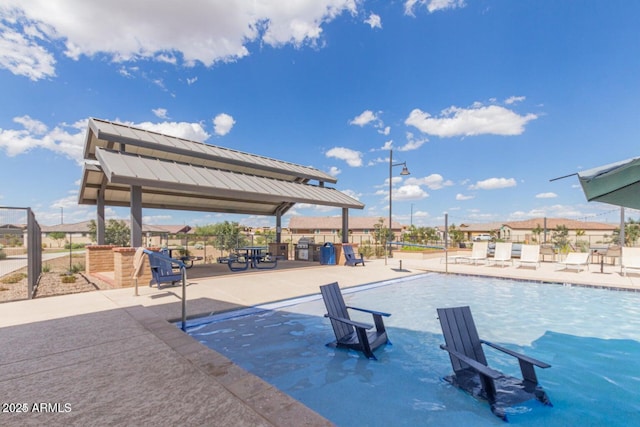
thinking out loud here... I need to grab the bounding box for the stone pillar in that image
[85,245,117,274]
[113,247,153,288]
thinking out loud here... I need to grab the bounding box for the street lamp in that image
[387,149,410,264]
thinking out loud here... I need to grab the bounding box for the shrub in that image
[42,264,51,273]
[1,273,27,284]
[70,263,84,274]
[60,274,77,283]
[0,250,6,260]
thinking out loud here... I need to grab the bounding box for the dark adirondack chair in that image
[320,282,390,360]
[143,249,186,289]
[437,306,552,421]
[343,245,365,266]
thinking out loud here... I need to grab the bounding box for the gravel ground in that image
[0,253,114,303]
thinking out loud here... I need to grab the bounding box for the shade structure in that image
[577,157,640,210]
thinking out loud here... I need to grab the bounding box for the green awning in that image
[577,157,640,209]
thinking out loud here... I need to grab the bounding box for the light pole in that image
[387,149,410,264]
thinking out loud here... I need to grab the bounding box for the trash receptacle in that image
[320,242,336,265]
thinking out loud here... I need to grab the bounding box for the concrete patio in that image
[1,255,639,426]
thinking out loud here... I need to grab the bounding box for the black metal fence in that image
[0,206,42,299]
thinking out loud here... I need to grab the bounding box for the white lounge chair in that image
[621,247,640,276]
[460,241,488,265]
[489,242,513,267]
[556,252,590,272]
[518,244,540,269]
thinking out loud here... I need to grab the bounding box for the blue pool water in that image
[187,274,640,426]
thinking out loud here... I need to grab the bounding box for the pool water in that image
[187,274,640,426]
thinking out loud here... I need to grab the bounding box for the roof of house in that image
[288,216,403,230]
[41,220,191,234]
[454,218,617,232]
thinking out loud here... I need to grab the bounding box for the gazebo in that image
[78,118,364,247]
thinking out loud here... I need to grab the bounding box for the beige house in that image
[457,217,617,245]
[286,216,404,245]
[41,221,191,248]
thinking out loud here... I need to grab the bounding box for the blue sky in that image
[1,0,639,227]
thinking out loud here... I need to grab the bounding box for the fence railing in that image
[0,206,42,300]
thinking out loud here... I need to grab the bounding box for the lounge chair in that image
[621,247,640,276]
[556,252,590,272]
[320,282,390,359]
[488,242,513,267]
[518,244,540,269]
[343,244,365,266]
[437,306,552,421]
[460,241,488,265]
[143,249,186,288]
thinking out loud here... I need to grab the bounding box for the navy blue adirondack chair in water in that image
[437,306,552,421]
[320,282,390,360]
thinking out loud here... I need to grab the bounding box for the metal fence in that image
[0,206,42,299]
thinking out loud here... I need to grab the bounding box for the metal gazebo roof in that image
[78,118,364,216]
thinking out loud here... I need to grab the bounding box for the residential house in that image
[287,216,404,245]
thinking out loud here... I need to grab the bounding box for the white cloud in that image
[535,192,558,199]
[186,76,198,85]
[152,108,169,119]
[325,147,363,167]
[398,132,427,151]
[405,104,537,137]
[469,177,517,190]
[405,0,466,16]
[378,126,390,136]
[405,174,453,190]
[376,184,428,201]
[349,110,378,126]
[505,95,526,105]
[328,166,341,176]
[130,120,210,142]
[1,0,360,79]
[0,17,56,80]
[364,13,382,29]
[0,116,85,161]
[213,113,236,136]
[456,193,474,200]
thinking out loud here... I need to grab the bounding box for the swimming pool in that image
[187,273,640,426]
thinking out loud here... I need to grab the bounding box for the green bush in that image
[1,273,26,284]
[0,250,6,260]
[70,263,84,274]
[42,263,51,273]
[60,274,77,283]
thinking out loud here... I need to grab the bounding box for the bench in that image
[143,249,186,288]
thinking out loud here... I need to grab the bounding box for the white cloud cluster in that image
[405,0,466,16]
[213,113,236,136]
[405,173,453,190]
[0,116,85,161]
[469,177,517,190]
[325,147,363,167]
[405,103,537,137]
[128,120,210,143]
[0,0,359,79]
[349,109,390,135]
[364,13,382,29]
[0,10,57,81]
[535,192,558,199]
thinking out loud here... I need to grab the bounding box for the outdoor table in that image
[237,246,270,268]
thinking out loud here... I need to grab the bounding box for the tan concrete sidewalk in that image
[1,255,638,427]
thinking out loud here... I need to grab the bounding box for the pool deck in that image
[1,255,639,426]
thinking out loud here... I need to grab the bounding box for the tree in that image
[611,218,640,246]
[532,224,543,243]
[87,219,130,246]
[49,232,67,248]
[448,224,464,247]
[193,221,248,252]
[551,225,570,252]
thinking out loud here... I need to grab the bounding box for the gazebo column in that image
[130,185,142,247]
[342,208,349,243]
[276,211,282,243]
[96,188,105,245]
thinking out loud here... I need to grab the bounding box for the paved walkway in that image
[1,256,638,426]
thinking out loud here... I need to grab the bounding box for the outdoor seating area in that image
[216,246,278,272]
